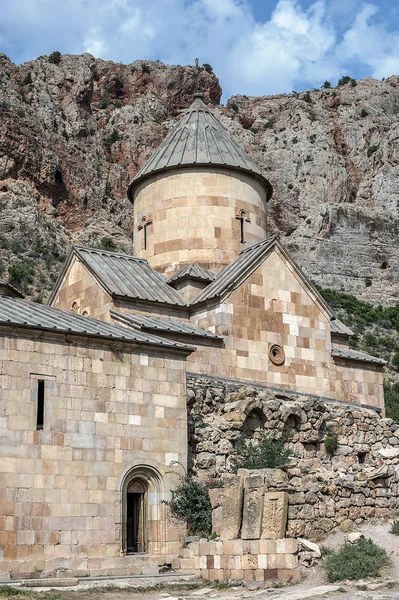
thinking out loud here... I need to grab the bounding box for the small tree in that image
[360,108,368,118]
[337,75,356,87]
[23,72,32,85]
[231,430,292,472]
[202,63,213,74]
[48,51,61,65]
[169,474,212,536]
[322,80,331,89]
[141,63,150,74]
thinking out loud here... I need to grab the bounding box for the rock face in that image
[188,375,399,542]
[1,52,398,304]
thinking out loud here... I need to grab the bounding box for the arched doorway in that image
[126,478,148,553]
[120,464,165,555]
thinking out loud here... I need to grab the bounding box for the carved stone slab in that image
[261,491,288,539]
[241,486,264,539]
[219,476,243,540]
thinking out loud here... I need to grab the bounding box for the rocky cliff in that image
[0,53,398,305]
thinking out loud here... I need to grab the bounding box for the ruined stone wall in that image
[188,375,399,541]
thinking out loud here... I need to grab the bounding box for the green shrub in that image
[292,136,298,143]
[48,51,61,65]
[141,63,150,74]
[321,80,331,89]
[325,538,389,582]
[385,381,399,422]
[169,475,212,536]
[23,72,32,85]
[360,108,368,118]
[231,430,292,472]
[229,102,239,113]
[324,434,338,455]
[392,352,399,370]
[203,63,213,74]
[263,120,273,129]
[8,264,30,287]
[367,144,379,157]
[98,237,116,251]
[0,586,24,596]
[105,130,123,147]
[338,75,356,87]
[99,97,109,109]
[0,235,9,249]
[303,91,312,103]
[390,520,399,535]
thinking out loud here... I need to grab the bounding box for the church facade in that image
[0,94,385,579]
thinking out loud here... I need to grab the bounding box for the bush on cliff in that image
[231,430,292,472]
[169,474,212,536]
[325,537,389,581]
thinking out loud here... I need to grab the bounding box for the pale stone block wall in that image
[189,249,384,411]
[0,333,188,578]
[174,538,300,583]
[51,258,114,320]
[133,167,268,275]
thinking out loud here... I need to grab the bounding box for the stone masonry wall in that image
[188,375,399,541]
[0,331,188,579]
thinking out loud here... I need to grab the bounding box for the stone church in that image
[0,94,385,580]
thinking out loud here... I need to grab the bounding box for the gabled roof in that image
[189,236,333,318]
[111,310,223,340]
[127,95,273,199]
[168,262,215,286]
[49,246,187,307]
[0,296,194,351]
[332,347,386,365]
[330,318,354,336]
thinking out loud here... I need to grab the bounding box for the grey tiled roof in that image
[330,318,354,336]
[0,296,193,350]
[331,347,386,365]
[128,95,272,199]
[190,236,277,305]
[72,247,187,306]
[168,262,215,285]
[111,310,222,340]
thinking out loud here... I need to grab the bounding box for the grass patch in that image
[324,538,389,582]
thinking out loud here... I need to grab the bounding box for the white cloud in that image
[1,0,399,98]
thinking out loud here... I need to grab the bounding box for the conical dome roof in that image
[127,94,272,200]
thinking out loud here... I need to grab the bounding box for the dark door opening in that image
[127,492,145,553]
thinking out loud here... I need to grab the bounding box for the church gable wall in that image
[0,333,187,579]
[51,257,113,320]
[188,249,384,410]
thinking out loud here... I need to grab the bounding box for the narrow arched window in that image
[235,210,250,244]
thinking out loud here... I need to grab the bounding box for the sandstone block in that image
[220,476,244,540]
[241,486,264,540]
[261,492,288,539]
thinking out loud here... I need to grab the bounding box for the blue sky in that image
[1,0,399,100]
